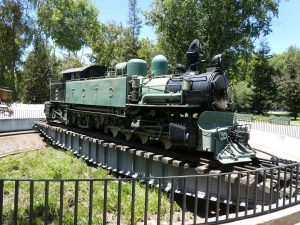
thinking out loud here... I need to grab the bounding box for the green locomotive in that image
[45,40,255,164]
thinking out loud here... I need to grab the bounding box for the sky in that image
[93,0,300,54]
[93,0,156,40]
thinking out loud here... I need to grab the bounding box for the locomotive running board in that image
[33,121,296,207]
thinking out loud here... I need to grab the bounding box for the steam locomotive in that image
[45,39,256,164]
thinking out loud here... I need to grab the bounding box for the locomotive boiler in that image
[45,39,256,164]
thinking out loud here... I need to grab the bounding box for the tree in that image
[22,38,51,103]
[89,22,140,66]
[230,81,253,112]
[137,37,158,65]
[56,52,84,76]
[145,0,279,68]
[0,0,32,99]
[127,0,142,39]
[37,0,99,52]
[269,46,300,119]
[250,42,277,114]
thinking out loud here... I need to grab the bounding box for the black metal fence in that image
[1,162,299,225]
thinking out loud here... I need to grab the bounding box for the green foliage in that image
[253,115,271,122]
[250,42,277,114]
[230,81,253,112]
[55,52,85,76]
[232,54,256,83]
[89,22,140,66]
[145,0,279,67]
[37,0,99,52]
[137,37,159,65]
[22,38,51,103]
[0,148,180,224]
[0,0,32,100]
[269,46,300,119]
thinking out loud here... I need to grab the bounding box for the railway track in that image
[34,120,300,207]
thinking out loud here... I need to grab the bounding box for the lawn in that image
[253,115,300,125]
[0,148,179,224]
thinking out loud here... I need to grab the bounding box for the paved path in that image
[0,131,46,157]
[249,129,300,162]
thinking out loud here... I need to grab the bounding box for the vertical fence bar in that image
[117,180,122,225]
[144,179,149,225]
[216,175,221,222]
[193,177,199,224]
[29,180,34,225]
[236,173,241,218]
[169,179,175,225]
[296,165,299,203]
[103,180,108,225]
[74,180,79,225]
[262,170,266,212]
[13,180,19,225]
[181,177,187,225]
[245,173,250,216]
[157,179,162,225]
[44,180,49,225]
[0,180,3,225]
[131,180,135,225]
[205,176,210,224]
[226,174,231,220]
[88,181,94,225]
[269,169,274,212]
[59,181,64,225]
[254,172,258,215]
[276,168,280,209]
[289,166,293,204]
[283,167,287,206]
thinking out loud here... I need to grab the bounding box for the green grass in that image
[291,120,300,125]
[253,115,300,125]
[0,148,180,224]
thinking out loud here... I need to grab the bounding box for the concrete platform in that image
[249,130,300,162]
[236,129,300,225]
[0,132,46,157]
[227,203,300,225]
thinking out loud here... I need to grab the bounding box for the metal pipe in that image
[140,93,182,104]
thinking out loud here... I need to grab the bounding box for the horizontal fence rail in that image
[0,163,299,225]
